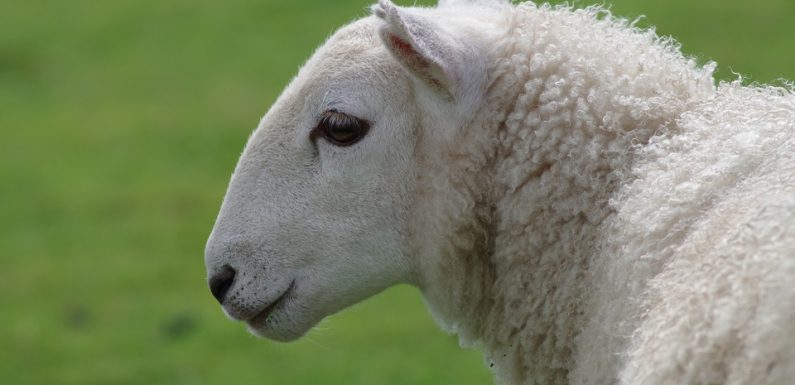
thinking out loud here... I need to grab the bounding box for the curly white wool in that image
[392,2,795,385]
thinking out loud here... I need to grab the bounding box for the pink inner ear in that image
[389,35,416,57]
[387,33,446,92]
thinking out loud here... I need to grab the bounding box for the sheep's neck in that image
[416,5,716,384]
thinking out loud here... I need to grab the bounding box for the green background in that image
[1,1,793,384]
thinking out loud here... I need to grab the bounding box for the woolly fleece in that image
[380,2,795,384]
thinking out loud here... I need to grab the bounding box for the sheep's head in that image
[205,0,500,341]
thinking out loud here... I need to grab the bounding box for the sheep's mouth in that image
[246,280,295,327]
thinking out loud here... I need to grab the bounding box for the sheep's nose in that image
[209,265,236,304]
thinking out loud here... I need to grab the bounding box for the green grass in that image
[1,1,793,384]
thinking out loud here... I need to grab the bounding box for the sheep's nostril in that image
[209,265,236,304]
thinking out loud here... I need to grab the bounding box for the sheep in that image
[204,0,795,384]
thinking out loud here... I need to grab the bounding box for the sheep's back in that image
[605,84,795,384]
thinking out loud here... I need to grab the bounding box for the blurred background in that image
[1,0,793,384]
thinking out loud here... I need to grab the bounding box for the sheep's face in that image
[205,0,491,341]
[205,20,420,341]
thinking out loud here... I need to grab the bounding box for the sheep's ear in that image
[372,0,485,105]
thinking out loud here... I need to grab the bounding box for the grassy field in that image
[1,1,793,384]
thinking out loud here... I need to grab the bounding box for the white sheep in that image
[204,1,795,384]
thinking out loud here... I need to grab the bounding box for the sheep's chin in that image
[243,292,321,342]
[246,322,308,342]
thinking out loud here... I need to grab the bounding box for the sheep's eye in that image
[312,110,370,147]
